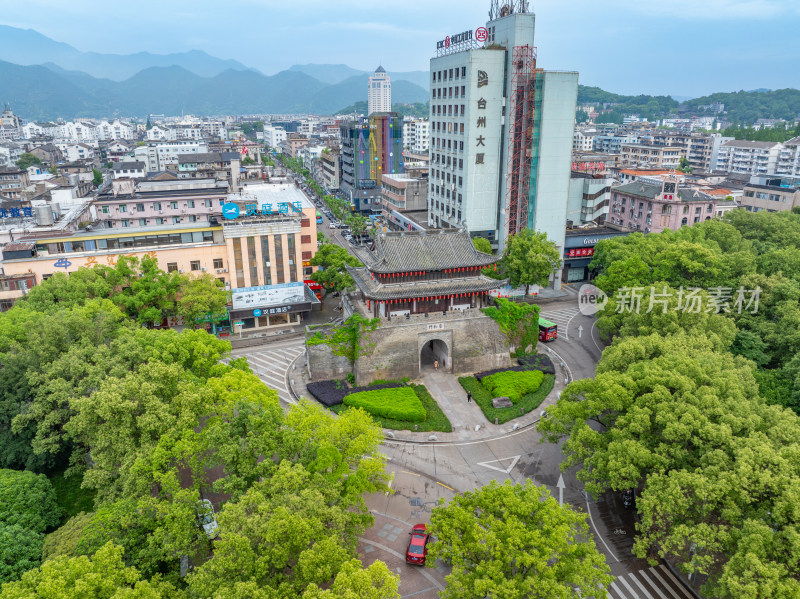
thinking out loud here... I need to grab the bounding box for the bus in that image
[538,317,557,342]
[316,212,323,225]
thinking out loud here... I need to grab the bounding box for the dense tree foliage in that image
[471,236,493,255]
[427,480,612,598]
[0,265,396,593]
[499,229,562,295]
[309,243,363,291]
[684,88,800,125]
[541,210,800,596]
[577,85,679,121]
[15,152,41,170]
[482,297,539,357]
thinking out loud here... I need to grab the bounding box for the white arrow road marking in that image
[477,455,521,474]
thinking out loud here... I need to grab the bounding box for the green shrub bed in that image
[482,370,544,403]
[332,384,452,432]
[344,387,426,422]
[460,373,555,425]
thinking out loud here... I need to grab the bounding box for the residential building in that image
[428,0,578,276]
[403,120,431,154]
[111,161,147,180]
[107,140,134,163]
[380,174,429,230]
[0,141,25,167]
[403,151,430,179]
[777,137,800,177]
[29,144,64,166]
[567,172,611,226]
[340,114,404,213]
[146,141,208,172]
[740,176,800,212]
[642,131,733,171]
[58,143,95,163]
[715,140,782,175]
[620,144,681,169]
[264,126,287,150]
[0,272,36,312]
[573,129,597,152]
[608,178,718,233]
[284,134,309,158]
[0,167,30,200]
[594,133,639,155]
[368,66,392,115]
[318,149,341,191]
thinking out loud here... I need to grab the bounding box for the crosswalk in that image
[540,306,580,330]
[607,565,696,599]
[227,343,305,405]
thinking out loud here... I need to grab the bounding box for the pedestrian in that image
[467,391,472,403]
[434,360,439,371]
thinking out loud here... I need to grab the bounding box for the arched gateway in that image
[420,338,450,371]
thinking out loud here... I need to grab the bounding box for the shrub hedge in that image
[482,370,544,403]
[307,379,405,407]
[460,373,555,425]
[344,387,426,422]
[475,353,555,380]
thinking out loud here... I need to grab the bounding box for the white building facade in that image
[368,66,392,115]
[428,2,578,284]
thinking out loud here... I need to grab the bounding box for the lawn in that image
[49,468,95,522]
[331,384,452,433]
[460,373,555,425]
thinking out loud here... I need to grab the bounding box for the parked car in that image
[406,524,430,565]
[196,499,219,539]
[329,223,337,230]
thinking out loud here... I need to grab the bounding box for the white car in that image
[197,499,219,539]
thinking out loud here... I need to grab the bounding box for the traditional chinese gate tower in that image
[347,229,505,319]
[305,229,513,384]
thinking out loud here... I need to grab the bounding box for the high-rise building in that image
[340,114,404,213]
[368,66,392,115]
[428,0,578,282]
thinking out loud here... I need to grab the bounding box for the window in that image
[302,251,312,260]
[172,216,181,224]
[187,200,195,208]
[153,202,161,211]
[190,260,201,271]
[189,215,197,222]
[170,201,178,209]
[204,199,213,208]
[119,204,127,213]
[139,218,147,226]
[301,235,311,244]
[121,219,130,228]
[156,217,164,225]
[213,258,224,269]
[167,262,178,272]
[301,218,310,227]
[136,203,145,212]
[683,205,690,214]
[101,205,110,214]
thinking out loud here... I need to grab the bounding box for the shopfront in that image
[227,281,321,331]
[562,226,630,283]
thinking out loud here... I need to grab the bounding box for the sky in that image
[2,0,799,97]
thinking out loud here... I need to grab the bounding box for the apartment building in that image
[0,167,29,200]
[264,126,287,150]
[644,131,732,171]
[567,172,611,226]
[620,144,681,169]
[715,140,782,175]
[740,176,800,212]
[318,149,341,191]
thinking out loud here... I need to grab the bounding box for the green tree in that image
[346,213,369,243]
[301,559,399,599]
[471,236,493,254]
[0,541,184,599]
[481,297,539,356]
[92,169,103,187]
[309,244,363,291]
[15,152,41,171]
[0,469,61,533]
[0,524,43,584]
[176,273,229,329]
[107,255,183,325]
[242,156,255,165]
[575,109,589,124]
[501,230,562,294]
[42,512,94,561]
[308,314,380,367]
[427,480,613,598]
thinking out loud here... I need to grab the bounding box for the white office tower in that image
[368,66,392,115]
[428,0,578,285]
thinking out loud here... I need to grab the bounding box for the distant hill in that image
[0,24,253,80]
[683,89,800,124]
[0,59,428,119]
[577,85,679,122]
[335,101,430,118]
[289,63,430,90]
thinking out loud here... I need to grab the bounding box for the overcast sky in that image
[3,0,798,97]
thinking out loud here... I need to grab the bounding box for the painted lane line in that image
[618,575,639,598]
[437,481,455,491]
[400,470,420,476]
[477,455,521,474]
[584,496,620,563]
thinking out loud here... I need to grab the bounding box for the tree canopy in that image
[309,243,363,292]
[427,480,612,598]
[499,230,561,294]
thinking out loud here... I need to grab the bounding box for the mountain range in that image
[0,25,430,119]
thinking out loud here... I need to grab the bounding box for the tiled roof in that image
[785,136,800,146]
[722,140,780,149]
[347,267,506,300]
[613,181,664,199]
[352,229,498,274]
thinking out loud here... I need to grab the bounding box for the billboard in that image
[231,282,305,310]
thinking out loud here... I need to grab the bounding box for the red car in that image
[405,523,430,565]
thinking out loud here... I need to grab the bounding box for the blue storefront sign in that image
[222,203,240,219]
[253,309,262,317]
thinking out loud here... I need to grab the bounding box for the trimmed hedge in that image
[344,387,426,422]
[307,379,405,407]
[482,370,544,403]
[460,373,555,425]
[475,353,555,380]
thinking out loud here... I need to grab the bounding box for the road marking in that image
[436,481,454,491]
[630,571,656,599]
[401,470,420,476]
[618,575,639,597]
[584,496,620,563]
[609,582,626,598]
[402,586,439,598]
[477,455,521,474]
[656,565,692,599]
[642,568,671,599]
[357,538,445,591]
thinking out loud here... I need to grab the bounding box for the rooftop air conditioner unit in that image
[159,210,163,214]
[201,267,206,271]
[223,268,229,273]
[178,269,184,274]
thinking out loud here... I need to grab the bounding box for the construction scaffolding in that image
[504,45,537,237]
